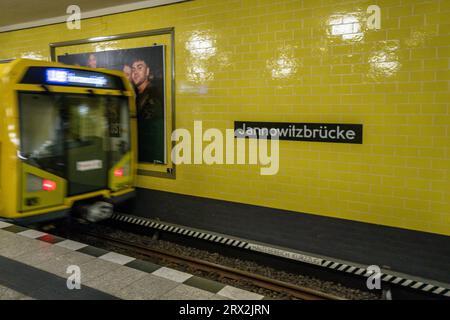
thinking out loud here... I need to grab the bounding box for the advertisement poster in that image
[58,45,166,164]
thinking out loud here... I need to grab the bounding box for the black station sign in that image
[235,121,363,144]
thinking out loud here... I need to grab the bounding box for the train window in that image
[64,95,108,149]
[106,96,131,165]
[62,94,130,168]
[19,92,65,177]
[19,92,131,191]
[63,94,109,194]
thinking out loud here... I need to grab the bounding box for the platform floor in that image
[0,221,264,300]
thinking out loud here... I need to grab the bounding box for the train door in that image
[63,94,109,196]
[19,92,66,212]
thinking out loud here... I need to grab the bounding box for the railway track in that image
[78,229,345,300]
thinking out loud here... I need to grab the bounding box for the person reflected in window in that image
[122,64,132,81]
[87,53,97,68]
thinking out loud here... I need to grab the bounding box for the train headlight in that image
[114,162,130,177]
[42,179,57,191]
[114,168,124,177]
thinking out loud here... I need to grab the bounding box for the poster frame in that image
[49,27,176,179]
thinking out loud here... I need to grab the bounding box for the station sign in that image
[235,121,363,144]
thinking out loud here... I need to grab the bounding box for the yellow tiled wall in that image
[0,0,449,235]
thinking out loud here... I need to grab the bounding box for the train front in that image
[2,59,136,224]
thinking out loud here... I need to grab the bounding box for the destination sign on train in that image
[46,69,108,87]
[20,66,124,90]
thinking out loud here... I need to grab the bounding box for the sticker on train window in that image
[76,160,103,171]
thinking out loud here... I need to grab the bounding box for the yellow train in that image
[0,59,136,224]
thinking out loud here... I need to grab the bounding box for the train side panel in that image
[0,59,137,222]
[0,83,3,217]
[0,67,19,220]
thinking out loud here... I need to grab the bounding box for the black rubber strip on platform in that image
[0,256,119,300]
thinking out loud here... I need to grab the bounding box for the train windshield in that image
[19,92,130,195]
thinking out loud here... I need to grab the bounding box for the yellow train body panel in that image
[0,59,137,223]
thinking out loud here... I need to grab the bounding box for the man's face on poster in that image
[131,60,150,88]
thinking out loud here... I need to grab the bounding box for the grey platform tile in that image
[99,252,135,265]
[36,251,96,277]
[208,294,231,300]
[84,266,148,295]
[217,286,264,300]
[158,284,215,300]
[0,284,30,300]
[0,231,39,244]
[55,239,88,251]
[116,274,179,300]
[183,276,225,294]
[76,258,122,283]
[125,259,161,273]
[0,235,50,259]
[0,229,18,241]
[0,228,25,238]
[13,244,71,266]
[18,229,47,239]
[152,267,193,283]
[0,221,12,229]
